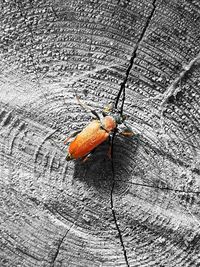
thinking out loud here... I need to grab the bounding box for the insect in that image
[64,93,135,161]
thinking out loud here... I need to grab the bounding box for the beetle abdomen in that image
[68,120,109,159]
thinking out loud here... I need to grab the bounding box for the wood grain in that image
[0,0,200,266]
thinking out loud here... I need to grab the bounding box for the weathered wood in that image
[0,0,200,266]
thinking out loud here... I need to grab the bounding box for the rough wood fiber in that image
[0,0,200,266]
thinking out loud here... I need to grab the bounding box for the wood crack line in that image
[111,2,157,266]
[115,0,157,109]
[50,207,84,267]
[110,131,130,267]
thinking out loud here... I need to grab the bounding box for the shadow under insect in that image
[72,135,140,194]
[67,89,140,193]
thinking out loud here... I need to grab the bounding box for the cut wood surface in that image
[0,0,200,266]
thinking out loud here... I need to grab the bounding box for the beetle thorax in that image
[102,116,116,132]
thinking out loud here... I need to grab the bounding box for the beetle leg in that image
[82,153,92,163]
[130,133,140,141]
[66,153,73,161]
[116,121,136,137]
[119,130,135,137]
[81,149,96,162]
[117,126,135,137]
[64,130,82,145]
[81,145,99,162]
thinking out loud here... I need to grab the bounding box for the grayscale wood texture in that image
[0,0,200,266]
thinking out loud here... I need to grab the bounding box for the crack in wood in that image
[50,231,68,267]
[110,1,157,266]
[1,0,200,265]
[110,131,130,267]
[116,180,200,195]
[50,207,84,267]
[16,247,42,262]
[115,0,157,112]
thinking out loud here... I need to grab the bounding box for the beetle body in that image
[66,116,116,161]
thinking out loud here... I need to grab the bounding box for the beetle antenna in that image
[72,88,101,120]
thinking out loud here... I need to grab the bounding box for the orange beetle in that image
[64,94,134,161]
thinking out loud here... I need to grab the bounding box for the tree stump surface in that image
[0,0,200,266]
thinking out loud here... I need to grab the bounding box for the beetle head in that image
[114,113,126,124]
